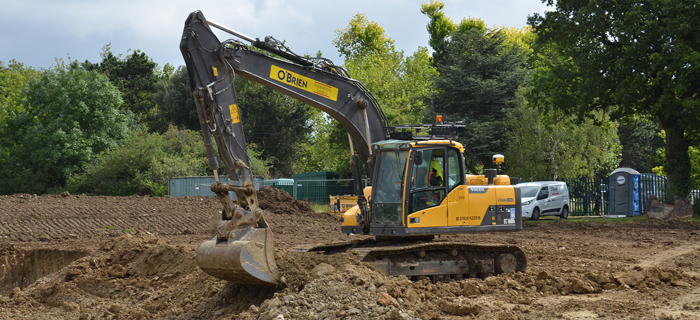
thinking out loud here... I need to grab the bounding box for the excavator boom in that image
[180,11,390,286]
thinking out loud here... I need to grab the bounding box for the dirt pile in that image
[0,232,275,319]
[257,186,315,216]
[242,249,699,320]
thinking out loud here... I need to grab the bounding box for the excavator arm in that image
[180,11,389,286]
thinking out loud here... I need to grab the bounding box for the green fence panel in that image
[560,177,609,216]
[294,179,355,204]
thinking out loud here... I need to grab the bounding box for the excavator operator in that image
[430,157,443,186]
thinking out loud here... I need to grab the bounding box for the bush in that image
[67,126,208,196]
[66,125,274,196]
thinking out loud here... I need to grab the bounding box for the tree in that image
[298,13,438,178]
[83,45,172,131]
[432,26,529,172]
[152,66,199,131]
[421,1,487,66]
[0,60,41,159]
[66,126,273,196]
[294,110,351,175]
[334,13,438,125]
[0,60,130,195]
[420,2,533,172]
[505,104,621,180]
[617,117,665,173]
[528,0,700,199]
[0,60,40,123]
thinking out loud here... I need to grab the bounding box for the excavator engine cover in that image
[196,226,280,286]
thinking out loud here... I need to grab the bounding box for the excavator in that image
[180,11,526,287]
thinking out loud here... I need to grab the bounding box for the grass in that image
[311,202,330,213]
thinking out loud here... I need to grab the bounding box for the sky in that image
[0,0,552,70]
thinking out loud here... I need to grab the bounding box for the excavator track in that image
[291,239,526,281]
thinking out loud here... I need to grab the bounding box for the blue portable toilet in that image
[609,168,642,216]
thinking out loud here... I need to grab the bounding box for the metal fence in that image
[264,178,372,205]
[560,177,610,216]
[517,174,676,216]
[293,179,355,204]
[174,174,699,215]
[556,174,698,216]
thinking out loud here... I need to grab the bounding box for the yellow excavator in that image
[180,11,526,287]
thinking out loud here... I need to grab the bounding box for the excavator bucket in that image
[196,226,281,287]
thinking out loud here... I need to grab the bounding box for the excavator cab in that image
[342,137,523,238]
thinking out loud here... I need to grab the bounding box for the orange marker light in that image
[436,115,443,124]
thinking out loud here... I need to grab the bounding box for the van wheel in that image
[531,208,540,220]
[560,206,569,219]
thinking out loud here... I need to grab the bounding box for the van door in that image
[538,186,549,214]
[549,184,562,213]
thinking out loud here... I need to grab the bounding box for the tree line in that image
[0,0,697,200]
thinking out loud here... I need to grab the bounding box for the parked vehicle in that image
[516,182,570,220]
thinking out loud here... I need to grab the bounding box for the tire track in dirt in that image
[636,243,700,270]
[637,243,700,319]
[0,213,212,242]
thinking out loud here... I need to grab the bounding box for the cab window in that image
[410,148,446,213]
[446,148,463,191]
[373,148,409,225]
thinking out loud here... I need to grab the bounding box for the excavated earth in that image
[2,186,700,319]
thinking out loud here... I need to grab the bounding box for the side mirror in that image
[414,150,423,165]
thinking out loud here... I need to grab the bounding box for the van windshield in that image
[521,186,539,198]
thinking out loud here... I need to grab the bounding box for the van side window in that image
[538,186,549,200]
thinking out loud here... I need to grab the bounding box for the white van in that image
[516,181,570,220]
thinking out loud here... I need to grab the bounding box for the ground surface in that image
[1,187,700,319]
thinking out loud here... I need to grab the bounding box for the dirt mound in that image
[0,232,274,319]
[257,186,314,215]
[240,249,700,320]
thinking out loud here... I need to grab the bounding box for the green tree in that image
[617,117,665,173]
[421,1,488,66]
[528,0,700,199]
[505,105,621,180]
[294,110,351,175]
[0,60,130,195]
[334,13,438,125]
[432,26,529,172]
[0,60,41,160]
[421,2,533,172]
[299,12,438,179]
[0,60,40,123]
[152,66,199,131]
[83,45,172,131]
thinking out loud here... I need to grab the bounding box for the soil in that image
[2,190,700,319]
